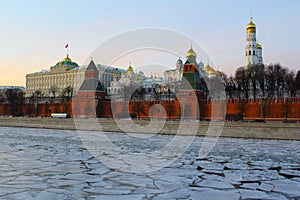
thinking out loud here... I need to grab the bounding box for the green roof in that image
[180,72,206,91]
[54,55,79,68]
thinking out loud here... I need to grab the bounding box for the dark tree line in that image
[27,85,74,103]
[1,89,25,116]
[223,63,300,99]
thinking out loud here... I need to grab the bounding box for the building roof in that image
[246,17,256,29]
[186,44,197,59]
[176,57,183,65]
[86,60,98,71]
[142,78,164,83]
[127,65,133,72]
[0,86,25,90]
[54,54,79,68]
[29,69,51,75]
[204,64,215,75]
[256,42,262,49]
[96,64,127,73]
[79,79,104,92]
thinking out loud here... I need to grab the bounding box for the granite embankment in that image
[0,117,299,140]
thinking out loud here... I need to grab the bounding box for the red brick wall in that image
[1,97,300,121]
[0,103,72,117]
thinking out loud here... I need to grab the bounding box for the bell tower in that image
[245,17,257,66]
[245,17,263,66]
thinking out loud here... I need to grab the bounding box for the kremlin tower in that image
[178,45,207,120]
[245,17,263,66]
[72,59,105,118]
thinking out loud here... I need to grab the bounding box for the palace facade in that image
[25,55,126,98]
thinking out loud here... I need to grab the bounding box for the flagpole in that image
[65,43,69,57]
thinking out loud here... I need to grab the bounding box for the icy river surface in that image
[0,126,300,200]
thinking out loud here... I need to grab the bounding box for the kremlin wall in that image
[1,97,300,121]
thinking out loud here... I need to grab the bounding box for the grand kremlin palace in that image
[25,55,126,97]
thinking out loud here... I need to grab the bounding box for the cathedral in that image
[245,17,263,66]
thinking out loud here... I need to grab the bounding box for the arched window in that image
[253,51,255,55]
[249,50,251,55]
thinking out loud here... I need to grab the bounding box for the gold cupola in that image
[256,42,262,49]
[246,17,256,33]
[186,44,197,60]
[204,64,217,76]
[127,63,133,72]
[63,54,72,62]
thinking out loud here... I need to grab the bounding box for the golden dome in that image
[246,17,256,29]
[204,64,217,76]
[186,44,197,59]
[207,70,216,76]
[127,65,133,72]
[54,54,78,67]
[204,64,212,71]
[256,42,262,49]
[63,54,72,62]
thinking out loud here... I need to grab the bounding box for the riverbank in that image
[0,117,299,140]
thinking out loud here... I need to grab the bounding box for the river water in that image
[0,126,299,199]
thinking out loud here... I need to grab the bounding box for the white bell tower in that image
[245,17,258,66]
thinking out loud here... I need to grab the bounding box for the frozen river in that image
[0,126,300,199]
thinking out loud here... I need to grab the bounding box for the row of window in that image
[27,83,81,90]
[246,50,256,56]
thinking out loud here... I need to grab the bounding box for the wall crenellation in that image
[1,97,300,122]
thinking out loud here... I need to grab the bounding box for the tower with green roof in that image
[178,45,207,120]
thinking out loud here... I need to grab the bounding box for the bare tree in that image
[247,64,265,99]
[5,89,25,116]
[295,70,300,96]
[223,75,237,99]
[282,98,291,122]
[237,99,248,121]
[0,92,5,103]
[61,85,73,102]
[285,70,297,98]
[34,90,42,116]
[49,85,58,98]
[235,67,250,99]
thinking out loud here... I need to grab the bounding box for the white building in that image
[25,54,126,98]
[245,17,263,66]
[164,58,183,87]
[107,65,145,101]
